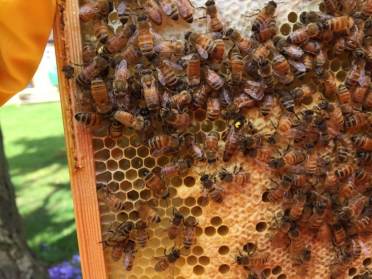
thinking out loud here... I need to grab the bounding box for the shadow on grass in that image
[8,136,67,177]
[22,181,78,265]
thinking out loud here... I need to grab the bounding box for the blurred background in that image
[0,35,80,278]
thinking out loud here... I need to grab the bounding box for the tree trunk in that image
[0,126,47,279]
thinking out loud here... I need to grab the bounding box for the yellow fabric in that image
[0,0,56,106]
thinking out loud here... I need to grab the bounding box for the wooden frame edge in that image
[53,0,108,278]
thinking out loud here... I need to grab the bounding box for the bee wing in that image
[156,68,167,86]
[195,45,209,60]
[159,1,173,16]
[288,60,306,73]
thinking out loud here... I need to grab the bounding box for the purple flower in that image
[48,254,82,279]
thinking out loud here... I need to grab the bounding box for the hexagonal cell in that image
[107,181,119,192]
[124,147,136,159]
[113,171,125,181]
[172,197,183,207]
[171,176,183,187]
[130,134,141,147]
[218,264,230,274]
[133,178,144,190]
[157,156,169,166]
[144,157,156,168]
[184,176,195,187]
[210,216,222,226]
[117,212,129,222]
[194,109,206,121]
[214,119,226,132]
[198,256,210,265]
[280,23,291,35]
[94,149,110,161]
[272,266,282,275]
[204,226,216,236]
[137,146,149,157]
[125,169,137,180]
[184,197,196,207]
[278,274,287,279]
[218,245,230,255]
[107,159,118,171]
[256,221,267,232]
[104,137,115,148]
[336,71,346,81]
[187,255,197,265]
[195,226,203,237]
[129,210,140,221]
[119,159,131,170]
[120,181,132,191]
[197,196,209,207]
[349,268,357,276]
[217,225,229,236]
[92,138,104,150]
[287,12,297,23]
[179,206,190,216]
[117,137,129,148]
[169,187,178,198]
[127,190,140,201]
[95,161,106,173]
[131,157,143,169]
[96,171,112,183]
[192,246,204,256]
[262,268,271,277]
[193,265,204,275]
[140,189,151,200]
[363,258,372,266]
[191,206,202,217]
[201,121,213,132]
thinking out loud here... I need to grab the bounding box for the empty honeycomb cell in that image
[96,171,112,183]
[117,212,129,222]
[113,171,125,181]
[187,255,198,265]
[214,119,226,132]
[137,146,149,157]
[107,181,119,192]
[171,176,183,187]
[184,176,196,187]
[287,12,297,23]
[218,245,230,255]
[101,213,116,223]
[363,258,372,266]
[95,149,110,161]
[95,161,106,173]
[193,265,204,275]
[143,247,155,258]
[198,256,210,265]
[143,157,155,168]
[197,196,209,207]
[218,264,230,274]
[278,274,287,279]
[194,109,206,121]
[133,179,144,190]
[181,247,191,256]
[180,206,190,216]
[92,138,104,150]
[130,134,141,147]
[349,267,357,276]
[272,266,282,275]
[280,23,291,35]
[138,168,149,178]
[256,221,267,232]
[111,148,123,160]
[195,226,203,236]
[157,156,169,166]
[330,60,341,72]
[168,187,178,198]
[191,206,202,217]
[107,159,119,171]
[211,216,222,226]
[172,197,183,207]
[192,246,204,256]
[189,123,200,134]
[217,225,229,235]
[262,191,270,202]
[104,137,115,148]
[125,169,137,180]
[119,159,131,170]
[262,268,271,277]
[120,180,132,191]
[129,210,140,221]
[185,197,196,207]
[336,71,346,81]
[201,121,213,132]
[127,190,140,201]
[204,226,216,236]
[131,157,143,169]
[124,147,136,159]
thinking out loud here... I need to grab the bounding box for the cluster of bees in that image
[68,0,372,277]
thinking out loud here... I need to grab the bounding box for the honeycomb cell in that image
[256,222,267,232]
[217,225,229,236]
[95,149,110,161]
[187,255,197,265]
[205,226,216,236]
[349,268,357,276]
[278,274,287,279]
[130,134,141,147]
[143,247,155,258]
[92,138,104,150]
[191,206,202,217]
[171,176,183,187]
[129,210,140,221]
[124,147,136,159]
[95,161,106,173]
[218,246,230,255]
[287,12,297,23]
[113,171,125,181]
[198,256,210,265]
[330,60,341,72]
[192,246,204,256]
[133,179,144,190]
[104,137,115,148]
[125,169,137,180]
[211,216,222,226]
[184,197,196,207]
[292,22,302,31]
[218,264,230,274]
[137,146,149,157]
[189,124,200,134]
[117,212,129,222]
[280,23,291,35]
[157,156,169,166]
[96,171,112,183]
[215,120,226,132]
[194,109,206,121]
[101,213,115,223]
[107,159,119,171]
[172,197,183,207]
[169,187,178,198]
[197,196,209,207]
[131,157,143,168]
[363,258,372,266]
[120,180,132,191]
[111,148,123,160]
[193,265,204,275]
[336,71,346,81]
[127,190,140,201]
[201,121,213,132]
[184,176,196,187]
[195,226,203,236]
[107,181,119,192]
[262,268,271,277]
[138,168,149,178]
[119,159,131,170]
[180,206,190,216]
[144,157,156,168]
[272,266,282,275]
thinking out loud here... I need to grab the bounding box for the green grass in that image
[0,102,78,265]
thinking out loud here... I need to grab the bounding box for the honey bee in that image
[247,251,270,269]
[141,0,163,25]
[308,201,327,231]
[276,38,304,59]
[228,46,244,85]
[325,16,354,33]
[103,221,134,246]
[168,208,184,240]
[332,223,347,247]
[337,84,352,105]
[291,84,314,105]
[76,55,108,89]
[288,191,306,221]
[334,136,350,163]
[137,200,162,224]
[231,94,256,111]
[219,165,250,186]
[93,19,110,44]
[303,54,314,72]
[223,122,243,162]
[141,69,160,111]
[322,71,337,99]
[334,37,346,55]
[175,0,194,23]
[253,20,277,43]
[154,40,184,59]
[206,97,221,121]
[157,60,179,88]
[352,135,372,151]
[356,151,372,165]
[279,94,295,113]
[109,121,124,138]
[186,54,201,86]
[160,158,192,178]
[163,109,192,132]
[205,68,224,91]
[272,51,294,84]
[123,239,136,271]
[235,249,250,267]
[343,194,369,219]
[263,181,290,203]
[335,164,353,180]
[349,216,372,235]
[260,94,276,116]
[361,0,372,18]
[302,40,321,55]
[165,89,192,111]
[192,84,210,108]
[354,168,371,190]
[205,0,223,33]
[344,112,367,133]
[158,0,179,20]
[252,43,272,63]
[251,1,277,32]
[185,32,216,59]
[110,240,126,262]
[144,170,169,198]
[209,39,225,66]
[269,149,307,169]
[113,111,146,131]
[135,220,150,247]
[148,134,179,156]
[200,173,224,203]
[79,0,109,22]
[183,133,205,162]
[114,60,130,94]
[90,78,112,114]
[322,0,342,15]
[257,59,275,90]
[183,217,198,249]
[100,23,136,55]
[204,131,219,163]
[154,247,181,272]
[345,58,365,89]
[97,184,126,211]
[74,112,102,127]
[119,45,142,66]
[270,217,291,248]
[225,28,256,56]
[288,26,310,45]
[137,15,155,57]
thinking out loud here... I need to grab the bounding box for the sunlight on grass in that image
[0,102,78,265]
